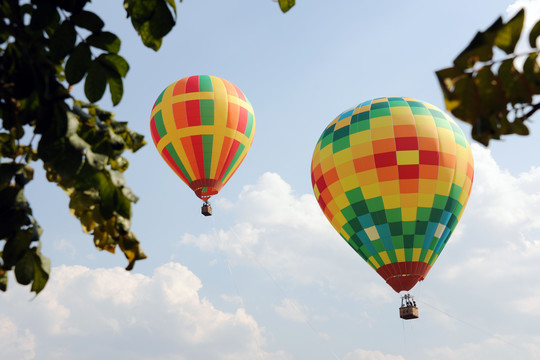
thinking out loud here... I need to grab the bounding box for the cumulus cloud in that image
[0,263,289,360]
[273,298,308,323]
[181,172,394,302]
[179,147,540,360]
[0,316,36,360]
[343,349,404,360]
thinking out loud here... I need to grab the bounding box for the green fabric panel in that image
[387,250,398,263]
[200,99,214,126]
[333,138,350,153]
[153,110,167,138]
[245,112,254,137]
[154,89,165,107]
[222,143,246,180]
[202,134,213,177]
[166,143,192,182]
[198,75,214,92]
[405,247,413,262]
[392,236,404,249]
[369,107,391,118]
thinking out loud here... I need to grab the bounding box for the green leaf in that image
[98,54,130,77]
[278,0,295,13]
[93,171,116,219]
[529,19,540,48]
[14,251,34,285]
[138,21,163,51]
[149,0,175,38]
[125,0,157,22]
[84,60,107,103]
[105,69,123,106]
[165,0,177,15]
[49,20,77,61]
[30,1,59,30]
[474,67,505,114]
[87,31,121,54]
[494,9,524,54]
[71,10,105,33]
[523,53,540,93]
[453,17,503,69]
[31,250,50,294]
[115,188,131,218]
[3,229,33,268]
[0,163,22,188]
[15,165,34,186]
[65,43,92,85]
[498,58,532,105]
[0,271,7,292]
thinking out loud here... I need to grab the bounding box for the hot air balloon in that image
[310,97,473,317]
[150,75,255,215]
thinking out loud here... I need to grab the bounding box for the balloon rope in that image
[226,224,342,360]
[417,299,540,359]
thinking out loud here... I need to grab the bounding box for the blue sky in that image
[2,1,540,359]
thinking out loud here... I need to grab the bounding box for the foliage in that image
[1,0,294,295]
[436,9,540,146]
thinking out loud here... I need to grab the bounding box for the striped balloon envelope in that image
[311,97,474,293]
[150,75,255,202]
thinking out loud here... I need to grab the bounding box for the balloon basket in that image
[399,294,419,320]
[201,202,212,216]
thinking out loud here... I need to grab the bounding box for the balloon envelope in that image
[150,75,255,200]
[311,97,474,292]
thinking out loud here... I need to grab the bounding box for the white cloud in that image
[273,298,308,323]
[0,316,36,360]
[0,263,290,360]
[344,349,404,360]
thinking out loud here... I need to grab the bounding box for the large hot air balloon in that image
[150,75,255,215]
[311,97,473,297]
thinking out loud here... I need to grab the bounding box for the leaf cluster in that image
[1,0,294,295]
[0,0,147,294]
[436,9,540,145]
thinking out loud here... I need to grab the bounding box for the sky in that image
[2,0,540,359]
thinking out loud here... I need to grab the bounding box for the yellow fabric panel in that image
[401,207,417,221]
[357,168,378,185]
[335,116,352,130]
[349,130,372,146]
[417,192,435,207]
[379,180,400,196]
[412,248,422,262]
[341,174,361,192]
[361,183,381,199]
[370,115,393,128]
[333,149,353,166]
[415,115,439,137]
[424,249,434,263]
[395,248,405,262]
[209,77,228,178]
[379,251,391,265]
[157,126,250,153]
[371,126,394,141]
[333,193,350,212]
[396,150,419,165]
[382,194,401,209]
[435,175,452,196]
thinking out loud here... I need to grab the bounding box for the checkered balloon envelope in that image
[311,97,474,293]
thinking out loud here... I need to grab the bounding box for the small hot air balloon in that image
[311,97,473,315]
[150,75,255,215]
